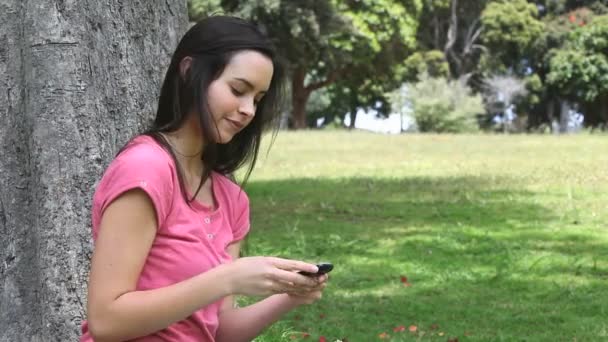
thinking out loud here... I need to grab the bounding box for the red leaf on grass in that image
[393,325,406,332]
[409,325,418,333]
[319,336,327,342]
[302,332,310,338]
[400,276,412,287]
[378,332,390,339]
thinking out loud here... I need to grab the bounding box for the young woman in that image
[81,16,328,342]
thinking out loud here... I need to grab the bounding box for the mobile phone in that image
[298,262,333,277]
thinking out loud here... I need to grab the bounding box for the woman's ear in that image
[179,56,193,81]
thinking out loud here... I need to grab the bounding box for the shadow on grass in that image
[243,176,608,341]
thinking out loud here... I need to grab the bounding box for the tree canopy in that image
[188,0,608,130]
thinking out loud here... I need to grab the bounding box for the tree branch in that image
[444,0,458,55]
[305,69,342,92]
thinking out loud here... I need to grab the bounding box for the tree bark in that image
[290,66,342,129]
[0,1,187,340]
[291,67,311,129]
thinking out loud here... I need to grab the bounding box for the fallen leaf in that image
[290,335,297,340]
[378,332,390,339]
[393,325,406,332]
[430,324,439,330]
[319,336,327,342]
[400,276,412,287]
[302,332,310,338]
[447,337,459,342]
[409,325,418,333]
[439,332,445,336]
[319,313,326,319]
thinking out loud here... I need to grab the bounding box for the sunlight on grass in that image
[238,131,608,341]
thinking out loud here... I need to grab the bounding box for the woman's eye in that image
[231,87,244,96]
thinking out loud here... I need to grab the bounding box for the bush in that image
[393,74,484,133]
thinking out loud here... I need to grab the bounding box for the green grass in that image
[238,131,608,342]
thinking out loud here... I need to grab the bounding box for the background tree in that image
[480,0,545,74]
[416,0,491,79]
[548,14,608,127]
[0,1,188,340]
[483,74,529,132]
[211,0,422,129]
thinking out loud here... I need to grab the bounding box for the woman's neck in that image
[162,116,205,178]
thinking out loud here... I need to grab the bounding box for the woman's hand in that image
[285,273,329,305]
[226,257,321,297]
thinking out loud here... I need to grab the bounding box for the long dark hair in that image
[143,16,286,203]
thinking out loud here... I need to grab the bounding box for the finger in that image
[317,274,329,283]
[271,269,319,288]
[306,282,327,293]
[270,280,295,295]
[270,257,318,273]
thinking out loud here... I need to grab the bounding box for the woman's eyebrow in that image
[234,77,267,93]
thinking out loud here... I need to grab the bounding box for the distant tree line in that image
[189,0,608,131]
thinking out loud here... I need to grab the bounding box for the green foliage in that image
[519,73,543,108]
[481,0,545,69]
[401,74,483,133]
[185,0,608,128]
[547,15,608,101]
[188,0,223,20]
[213,0,422,127]
[401,50,450,80]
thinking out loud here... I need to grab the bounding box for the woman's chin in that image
[215,131,235,144]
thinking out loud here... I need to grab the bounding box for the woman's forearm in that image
[88,264,234,342]
[215,294,303,342]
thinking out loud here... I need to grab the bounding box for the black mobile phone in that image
[298,262,333,277]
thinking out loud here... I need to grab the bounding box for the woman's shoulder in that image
[117,135,173,165]
[100,135,176,184]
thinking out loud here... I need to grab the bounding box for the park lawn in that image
[237,131,608,342]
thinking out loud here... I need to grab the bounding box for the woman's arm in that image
[86,189,321,342]
[86,189,234,341]
[215,242,328,342]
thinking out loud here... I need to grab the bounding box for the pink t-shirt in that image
[80,135,250,342]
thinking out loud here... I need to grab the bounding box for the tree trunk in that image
[547,97,556,133]
[559,101,570,133]
[291,67,311,129]
[0,1,187,341]
[348,110,357,130]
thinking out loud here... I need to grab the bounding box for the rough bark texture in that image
[0,1,188,340]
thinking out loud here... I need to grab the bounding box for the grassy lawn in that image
[238,131,608,342]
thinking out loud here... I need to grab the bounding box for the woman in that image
[81,16,328,342]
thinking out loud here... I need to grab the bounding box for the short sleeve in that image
[231,190,250,242]
[92,142,174,236]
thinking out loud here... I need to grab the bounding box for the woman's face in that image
[206,50,274,144]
